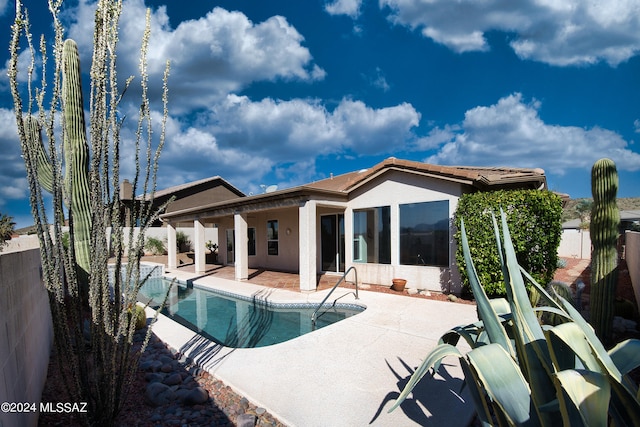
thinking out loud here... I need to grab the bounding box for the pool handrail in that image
[311,266,358,326]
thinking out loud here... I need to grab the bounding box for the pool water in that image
[138,279,364,348]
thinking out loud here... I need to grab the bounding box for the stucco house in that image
[160,157,547,294]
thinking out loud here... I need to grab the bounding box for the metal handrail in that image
[311,266,358,325]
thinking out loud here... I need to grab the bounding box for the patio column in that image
[194,218,206,273]
[234,212,249,281]
[167,222,177,269]
[299,200,317,292]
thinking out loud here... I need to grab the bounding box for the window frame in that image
[248,227,256,256]
[266,219,279,256]
[399,200,450,267]
[352,205,391,264]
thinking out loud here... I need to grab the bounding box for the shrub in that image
[145,236,166,255]
[0,213,15,250]
[454,189,563,297]
[176,231,191,252]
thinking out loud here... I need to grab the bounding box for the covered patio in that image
[161,185,350,293]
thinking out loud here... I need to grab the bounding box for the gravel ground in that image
[39,329,286,426]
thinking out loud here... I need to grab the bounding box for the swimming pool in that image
[138,278,365,348]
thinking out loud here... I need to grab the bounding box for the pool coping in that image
[148,269,479,427]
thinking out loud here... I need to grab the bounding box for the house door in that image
[321,214,345,273]
[226,229,235,265]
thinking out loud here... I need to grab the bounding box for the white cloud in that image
[325,0,363,18]
[0,48,39,93]
[0,0,8,17]
[0,108,29,204]
[426,93,640,173]
[133,95,422,192]
[206,95,420,159]
[634,119,640,133]
[379,0,640,66]
[65,0,325,113]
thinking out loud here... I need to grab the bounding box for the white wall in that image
[558,229,591,259]
[0,248,53,427]
[346,171,464,294]
[626,231,640,312]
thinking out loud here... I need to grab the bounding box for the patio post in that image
[299,200,317,292]
[167,221,177,269]
[234,212,249,281]
[194,218,206,273]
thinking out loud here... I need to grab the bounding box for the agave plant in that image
[389,210,640,426]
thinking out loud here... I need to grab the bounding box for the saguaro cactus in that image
[25,39,92,282]
[589,158,620,343]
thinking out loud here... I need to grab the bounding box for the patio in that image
[163,261,339,291]
[149,266,479,426]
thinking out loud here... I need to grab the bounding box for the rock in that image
[237,413,257,427]
[160,355,175,364]
[163,373,183,386]
[407,288,419,295]
[144,372,164,383]
[613,316,637,333]
[255,407,266,415]
[183,387,209,405]
[145,382,177,406]
[447,294,458,302]
[161,363,173,373]
[175,388,192,402]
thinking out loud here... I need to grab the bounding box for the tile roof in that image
[304,157,547,193]
[159,157,547,221]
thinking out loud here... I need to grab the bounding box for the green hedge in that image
[454,190,563,297]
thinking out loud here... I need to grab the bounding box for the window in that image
[267,220,278,255]
[248,227,256,256]
[400,200,449,267]
[353,206,391,264]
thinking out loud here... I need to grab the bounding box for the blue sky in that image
[1,0,640,228]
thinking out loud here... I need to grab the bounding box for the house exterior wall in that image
[219,209,300,272]
[165,184,242,214]
[344,170,466,294]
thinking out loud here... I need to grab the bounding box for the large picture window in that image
[400,200,449,267]
[353,206,391,264]
[267,220,278,255]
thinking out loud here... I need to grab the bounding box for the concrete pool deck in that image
[150,270,479,427]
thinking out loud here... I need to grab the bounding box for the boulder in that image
[163,373,183,386]
[183,387,209,405]
[236,413,256,427]
[145,382,176,406]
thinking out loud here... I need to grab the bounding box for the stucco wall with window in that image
[345,170,467,294]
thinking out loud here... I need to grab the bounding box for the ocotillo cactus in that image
[589,158,620,343]
[25,39,92,283]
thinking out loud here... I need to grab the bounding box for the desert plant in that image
[454,189,563,297]
[390,211,640,426]
[127,304,147,330]
[206,240,218,253]
[590,158,620,344]
[542,281,574,326]
[176,230,191,252]
[145,236,166,255]
[0,212,15,250]
[9,1,171,425]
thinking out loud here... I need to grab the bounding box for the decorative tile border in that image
[164,280,368,313]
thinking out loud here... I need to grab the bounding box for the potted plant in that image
[391,278,407,292]
[205,241,218,264]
